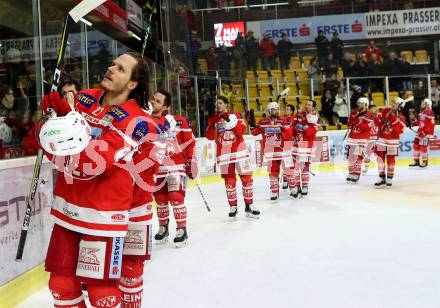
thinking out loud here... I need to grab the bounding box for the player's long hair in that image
[124,51,149,109]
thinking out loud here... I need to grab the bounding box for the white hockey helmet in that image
[267,101,279,113]
[357,97,369,108]
[422,98,432,109]
[0,122,12,143]
[39,111,91,156]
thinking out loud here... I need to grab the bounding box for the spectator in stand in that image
[217,45,232,78]
[245,31,260,72]
[260,33,276,70]
[187,30,202,74]
[399,54,412,91]
[321,89,335,125]
[367,53,384,92]
[277,33,294,70]
[0,84,24,151]
[350,84,363,111]
[354,54,368,90]
[307,57,321,96]
[383,52,402,91]
[315,30,329,67]
[430,79,440,118]
[333,87,349,125]
[364,40,382,62]
[413,80,427,111]
[341,53,356,77]
[330,31,344,65]
[382,40,395,57]
[235,32,246,49]
[205,47,219,76]
[233,44,246,79]
[323,53,338,78]
[60,79,80,98]
[324,73,340,97]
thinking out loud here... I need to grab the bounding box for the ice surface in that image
[18,166,440,308]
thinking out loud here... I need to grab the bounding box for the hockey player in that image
[39,52,157,307]
[362,104,378,174]
[282,104,296,189]
[291,100,319,197]
[205,96,259,218]
[409,98,436,168]
[374,97,406,187]
[251,101,292,200]
[346,97,373,183]
[149,89,197,247]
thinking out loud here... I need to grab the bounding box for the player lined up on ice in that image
[36,52,160,308]
[148,89,197,246]
[205,96,260,218]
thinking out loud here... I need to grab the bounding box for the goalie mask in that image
[39,111,91,156]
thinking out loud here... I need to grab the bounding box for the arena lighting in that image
[80,18,92,26]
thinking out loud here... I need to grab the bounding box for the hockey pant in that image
[220,161,253,206]
[154,175,187,228]
[375,145,397,178]
[267,159,294,194]
[413,137,429,164]
[45,224,123,307]
[347,144,365,176]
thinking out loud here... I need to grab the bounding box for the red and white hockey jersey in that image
[152,114,195,178]
[251,116,292,161]
[374,108,406,148]
[48,88,157,237]
[414,109,435,140]
[369,113,379,141]
[292,110,319,157]
[205,112,249,165]
[347,110,373,146]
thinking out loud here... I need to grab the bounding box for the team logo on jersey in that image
[78,248,100,265]
[220,130,236,145]
[265,127,281,134]
[77,92,97,108]
[95,296,117,307]
[176,119,183,127]
[107,106,128,122]
[132,121,150,141]
[109,237,123,278]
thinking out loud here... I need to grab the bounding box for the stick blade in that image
[69,0,106,23]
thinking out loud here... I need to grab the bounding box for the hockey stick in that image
[194,180,211,212]
[277,87,290,104]
[15,0,106,262]
[140,0,156,58]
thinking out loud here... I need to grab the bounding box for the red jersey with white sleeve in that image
[292,110,319,157]
[152,114,195,178]
[347,110,373,145]
[374,108,406,147]
[48,88,157,237]
[369,113,379,141]
[205,112,249,165]
[414,109,435,140]
[251,116,292,161]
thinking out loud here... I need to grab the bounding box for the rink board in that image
[0,126,439,307]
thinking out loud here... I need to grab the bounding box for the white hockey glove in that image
[223,114,238,130]
[306,113,318,124]
[165,114,177,132]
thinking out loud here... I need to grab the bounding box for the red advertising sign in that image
[214,22,245,48]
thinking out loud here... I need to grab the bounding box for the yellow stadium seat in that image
[400,51,413,64]
[300,95,311,105]
[258,98,271,111]
[284,70,296,83]
[256,70,270,84]
[314,95,322,111]
[302,56,313,69]
[284,84,299,97]
[259,85,272,98]
[372,92,385,106]
[388,91,399,105]
[296,69,308,84]
[246,70,256,82]
[248,98,258,111]
[270,70,283,84]
[415,50,428,63]
[248,86,259,98]
[232,84,244,98]
[337,67,343,79]
[290,57,301,69]
[300,84,310,96]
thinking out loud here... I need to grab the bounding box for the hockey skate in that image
[409,159,420,167]
[154,222,169,244]
[346,174,355,183]
[290,186,299,198]
[351,174,360,183]
[386,177,393,187]
[245,203,260,219]
[419,162,428,168]
[301,186,308,197]
[270,191,279,201]
[282,179,288,190]
[374,175,386,188]
[174,227,188,248]
[229,206,238,219]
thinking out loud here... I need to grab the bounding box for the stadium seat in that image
[300,95,311,105]
[296,69,308,84]
[389,91,399,104]
[400,51,413,64]
[248,86,259,98]
[232,99,245,112]
[232,84,244,98]
[372,92,385,106]
[270,70,283,85]
[314,95,322,111]
[284,84,299,97]
[302,56,313,69]
[256,70,270,84]
[284,70,296,83]
[198,59,208,74]
[300,84,311,96]
[290,57,301,70]
[415,50,428,63]
[337,67,343,79]
[259,85,272,98]
[246,70,256,82]
[258,98,271,111]
[248,98,258,111]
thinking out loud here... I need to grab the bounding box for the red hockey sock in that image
[87,282,121,307]
[49,274,86,308]
[224,177,238,206]
[171,202,187,228]
[269,175,279,193]
[120,256,144,308]
[241,175,253,204]
[156,203,169,226]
